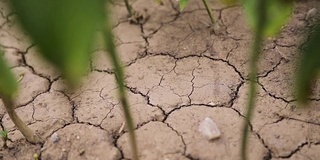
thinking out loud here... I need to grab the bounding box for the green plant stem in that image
[1,96,42,144]
[103,32,139,160]
[2,139,7,148]
[240,1,266,160]
[202,0,215,25]
[104,3,139,160]
[123,0,133,17]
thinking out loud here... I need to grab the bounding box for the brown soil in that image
[1,0,320,159]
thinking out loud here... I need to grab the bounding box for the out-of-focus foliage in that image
[10,0,105,86]
[296,23,320,104]
[0,50,17,98]
[241,1,267,159]
[243,0,293,37]
[8,0,139,158]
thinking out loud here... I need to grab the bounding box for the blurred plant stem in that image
[241,0,266,160]
[1,96,42,144]
[202,0,215,25]
[123,0,133,17]
[103,2,139,160]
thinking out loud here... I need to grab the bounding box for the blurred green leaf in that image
[243,0,293,37]
[0,51,17,98]
[10,0,105,86]
[180,0,189,11]
[296,24,320,104]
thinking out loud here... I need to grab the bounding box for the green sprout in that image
[0,130,8,148]
[33,153,39,160]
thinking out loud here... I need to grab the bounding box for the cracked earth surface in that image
[1,0,320,159]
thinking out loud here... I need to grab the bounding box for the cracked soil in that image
[1,0,320,159]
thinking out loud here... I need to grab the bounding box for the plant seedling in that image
[0,130,8,148]
[123,0,149,24]
[179,0,221,34]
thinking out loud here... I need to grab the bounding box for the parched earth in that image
[0,0,320,159]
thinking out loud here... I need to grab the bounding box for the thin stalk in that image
[1,96,42,144]
[2,139,8,148]
[123,0,133,17]
[240,1,266,160]
[202,0,215,25]
[104,2,139,160]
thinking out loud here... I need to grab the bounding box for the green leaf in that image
[10,0,105,86]
[0,51,17,98]
[243,0,293,37]
[180,0,189,11]
[295,24,320,104]
[0,130,8,139]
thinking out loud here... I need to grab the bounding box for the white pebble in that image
[198,117,221,140]
[76,135,80,140]
[50,132,60,143]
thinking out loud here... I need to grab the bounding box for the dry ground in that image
[0,0,320,159]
